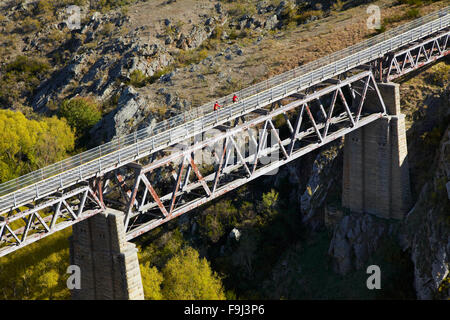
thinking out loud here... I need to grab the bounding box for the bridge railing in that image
[0,6,448,212]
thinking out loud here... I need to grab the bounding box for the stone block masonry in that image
[342,82,412,219]
[70,208,145,300]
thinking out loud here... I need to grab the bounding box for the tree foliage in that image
[0,229,71,300]
[138,228,226,300]
[140,262,163,300]
[58,97,101,137]
[0,109,75,182]
[161,247,226,300]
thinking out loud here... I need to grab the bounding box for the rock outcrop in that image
[400,125,450,299]
[328,212,395,275]
[89,86,156,144]
[299,141,342,228]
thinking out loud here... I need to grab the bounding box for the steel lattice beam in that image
[0,185,103,257]
[107,70,386,241]
[382,30,449,81]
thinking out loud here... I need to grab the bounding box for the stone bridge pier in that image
[342,82,412,219]
[70,208,144,300]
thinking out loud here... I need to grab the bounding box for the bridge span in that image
[0,7,448,299]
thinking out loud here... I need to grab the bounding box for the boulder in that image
[264,14,279,30]
[300,143,341,224]
[328,213,390,275]
[229,228,241,241]
[215,2,223,14]
[32,54,88,112]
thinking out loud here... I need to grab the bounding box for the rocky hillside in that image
[1,0,447,145]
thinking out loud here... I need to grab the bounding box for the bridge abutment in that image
[70,208,145,300]
[342,82,412,219]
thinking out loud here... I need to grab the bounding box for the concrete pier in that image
[70,208,144,300]
[342,83,412,219]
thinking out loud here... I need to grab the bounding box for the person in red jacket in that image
[214,101,221,111]
[232,94,238,103]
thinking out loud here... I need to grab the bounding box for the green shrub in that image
[228,1,257,17]
[229,29,239,40]
[128,69,148,88]
[174,48,209,68]
[398,0,424,6]
[0,229,72,300]
[0,56,50,107]
[420,126,443,149]
[296,10,323,25]
[212,25,224,40]
[405,8,420,19]
[21,16,41,33]
[100,22,115,37]
[6,55,50,76]
[35,0,54,15]
[58,97,101,136]
[161,247,226,300]
[332,0,344,11]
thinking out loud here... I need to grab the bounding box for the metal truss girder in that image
[0,184,102,257]
[137,71,376,175]
[121,71,386,238]
[125,112,383,240]
[0,209,101,258]
[385,30,449,81]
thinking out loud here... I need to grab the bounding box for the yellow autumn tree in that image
[161,247,226,300]
[140,262,163,300]
[0,229,71,300]
[0,109,75,182]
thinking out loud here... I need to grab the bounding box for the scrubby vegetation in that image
[58,97,101,138]
[128,69,149,87]
[277,2,324,29]
[0,56,50,109]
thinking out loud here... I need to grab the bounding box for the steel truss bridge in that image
[0,7,448,257]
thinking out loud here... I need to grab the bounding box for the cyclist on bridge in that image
[232,94,238,103]
[213,101,221,111]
